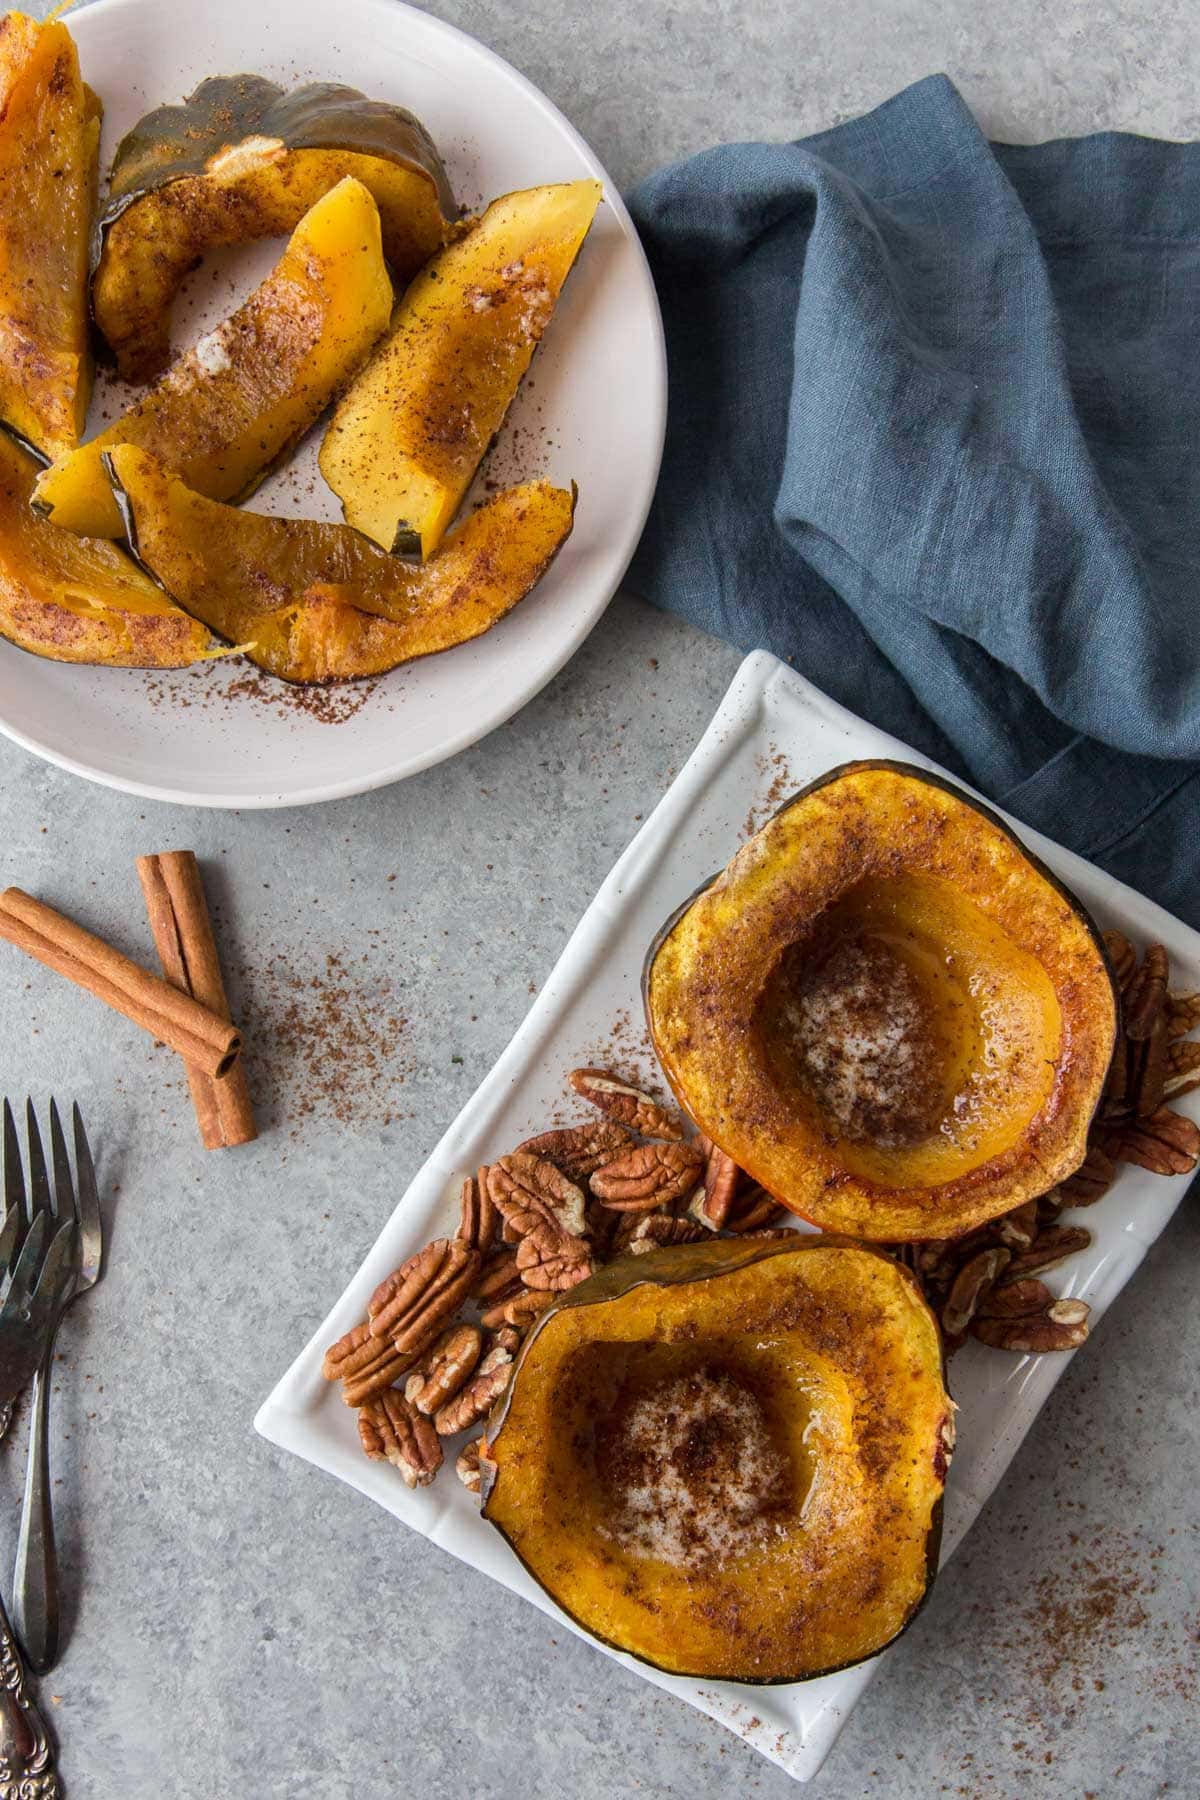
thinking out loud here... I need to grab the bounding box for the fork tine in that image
[0,1203,20,1282]
[48,1101,74,1222]
[72,1104,102,1289]
[29,1218,76,1312]
[24,1100,53,1224]
[4,1211,50,1310]
[4,1098,26,1231]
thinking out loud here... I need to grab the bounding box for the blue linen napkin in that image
[626,75,1200,928]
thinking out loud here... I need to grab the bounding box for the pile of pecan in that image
[321,1066,789,1493]
[896,934,1200,1352]
[323,933,1199,1492]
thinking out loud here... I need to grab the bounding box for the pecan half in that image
[620,1212,707,1253]
[1004,1225,1092,1281]
[1103,929,1138,992]
[1167,992,1200,1039]
[487,1152,587,1239]
[456,1438,484,1494]
[516,1118,633,1177]
[323,1319,419,1408]
[1165,1038,1200,1103]
[368,1238,480,1352]
[1102,1036,1130,1119]
[973,1295,1090,1353]
[515,1230,593,1290]
[941,1246,1010,1340]
[434,1337,516,1435]
[687,1185,718,1231]
[993,1198,1038,1251]
[584,1197,620,1257]
[568,1067,684,1140]
[404,1322,484,1416]
[693,1141,741,1229]
[1037,1189,1065,1225]
[977,1276,1054,1316]
[1124,943,1169,1040]
[1059,1142,1117,1206]
[484,1288,553,1331]
[458,1170,497,1255]
[1129,1016,1169,1119]
[474,1246,522,1302]
[725,1187,787,1233]
[476,1279,528,1328]
[1099,1105,1200,1176]
[358,1389,443,1487]
[590,1140,704,1211]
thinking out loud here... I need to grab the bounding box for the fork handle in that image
[0,1584,60,1798]
[12,1356,58,1677]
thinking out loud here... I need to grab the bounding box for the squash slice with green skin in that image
[0,430,213,667]
[93,76,458,383]
[320,179,601,557]
[482,1235,952,1684]
[0,12,101,458]
[34,175,393,539]
[105,445,576,684]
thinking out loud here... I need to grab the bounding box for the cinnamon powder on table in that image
[237,949,413,1137]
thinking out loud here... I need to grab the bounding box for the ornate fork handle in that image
[0,1587,59,1799]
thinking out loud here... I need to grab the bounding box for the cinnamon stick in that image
[136,852,256,1151]
[0,887,240,1078]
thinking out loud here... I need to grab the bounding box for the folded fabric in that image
[627,75,1200,927]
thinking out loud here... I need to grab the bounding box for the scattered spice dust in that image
[940,1521,1200,1791]
[142,665,383,726]
[221,672,382,726]
[238,949,414,1135]
[742,746,798,839]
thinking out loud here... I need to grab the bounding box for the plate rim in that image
[0,0,667,808]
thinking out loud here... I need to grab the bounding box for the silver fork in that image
[0,1135,75,1800]
[7,1100,103,1675]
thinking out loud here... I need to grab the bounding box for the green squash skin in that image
[480,1233,950,1686]
[641,757,1118,1140]
[92,74,458,269]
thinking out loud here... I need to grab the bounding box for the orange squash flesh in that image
[482,1236,950,1683]
[105,445,575,684]
[33,175,393,538]
[644,762,1117,1242]
[0,13,100,458]
[0,428,213,668]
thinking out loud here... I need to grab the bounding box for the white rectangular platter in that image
[256,650,1200,1782]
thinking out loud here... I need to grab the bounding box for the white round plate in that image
[0,0,665,806]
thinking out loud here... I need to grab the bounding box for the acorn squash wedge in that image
[320,179,601,557]
[481,1235,951,1683]
[644,762,1117,1243]
[105,445,575,684]
[33,176,392,538]
[0,12,100,458]
[93,76,458,382]
[0,429,213,667]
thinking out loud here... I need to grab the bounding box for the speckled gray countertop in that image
[5,2,1199,1796]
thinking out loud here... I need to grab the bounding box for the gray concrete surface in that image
[4,1,1199,1796]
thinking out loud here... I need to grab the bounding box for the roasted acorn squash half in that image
[644,762,1117,1243]
[320,179,601,557]
[93,75,458,382]
[106,445,575,684]
[0,12,100,458]
[0,430,213,668]
[481,1235,951,1683]
[34,175,392,538]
